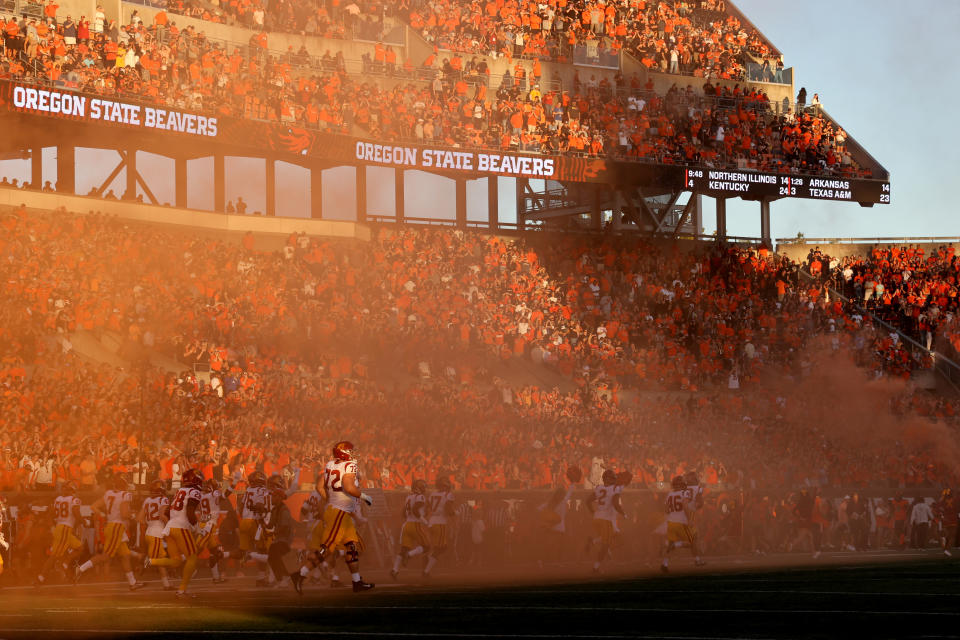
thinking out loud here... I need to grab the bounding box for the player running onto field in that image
[391,479,430,580]
[75,475,145,590]
[144,468,203,598]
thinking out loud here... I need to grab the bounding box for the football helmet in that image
[332,440,357,461]
[671,475,687,490]
[617,471,633,487]
[566,465,583,483]
[182,468,203,489]
[203,478,220,493]
[437,476,452,492]
[683,471,699,487]
[149,479,166,496]
[270,486,287,504]
[248,470,267,487]
[266,475,286,491]
[63,481,79,495]
[412,479,427,495]
[602,469,617,486]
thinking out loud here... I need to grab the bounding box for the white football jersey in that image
[324,459,359,514]
[168,487,202,529]
[593,484,618,522]
[241,486,271,520]
[404,494,427,523]
[683,484,703,510]
[665,490,689,524]
[142,496,170,537]
[54,495,81,528]
[200,490,222,522]
[104,490,132,523]
[302,489,325,523]
[427,491,454,526]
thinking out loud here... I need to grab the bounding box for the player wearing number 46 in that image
[660,475,704,573]
[75,475,146,590]
[586,470,625,573]
[295,441,374,594]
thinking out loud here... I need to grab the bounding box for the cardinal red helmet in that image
[248,470,267,487]
[602,470,617,486]
[182,468,203,489]
[671,475,687,490]
[412,479,427,495]
[267,475,286,491]
[436,476,452,492]
[63,481,80,495]
[150,479,166,496]
[332,441,356,461]
[203,478,220,493]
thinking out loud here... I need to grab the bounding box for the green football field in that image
[2,550,958,639]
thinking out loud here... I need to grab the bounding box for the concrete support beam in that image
[760,199,772,247]
[31,147,42,189]
[356,165,367,222]
[265,158,276,216]
[310,167,323,219]
[455,178,467,228]
[126,149,137,199]
[716,198,727,241]
[214,154,225,212]
[487,176,499,229]
[395,168,405,223]
[175,158,187,208]
[56,145,74,195]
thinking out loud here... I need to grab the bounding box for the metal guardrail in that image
[777,237,960,246]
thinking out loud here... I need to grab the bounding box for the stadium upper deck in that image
[0,0,889,232]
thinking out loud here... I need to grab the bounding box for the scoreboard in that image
[683,169,890,205]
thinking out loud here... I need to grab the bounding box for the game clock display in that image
[683,169,890,204]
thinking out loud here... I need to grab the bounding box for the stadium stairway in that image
[67,328,185,374]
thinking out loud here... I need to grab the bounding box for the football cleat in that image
[352,579,374,592]
[291,573,304,596]
[330,577,345,588]
[389,569,399,581]
[130,582,146,591]
[212,577,226,584]
[175,591,197,599]
[660,564,669,574]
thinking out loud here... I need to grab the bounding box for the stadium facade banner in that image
[0,80,890,204]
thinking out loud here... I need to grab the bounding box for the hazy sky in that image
[2,0,954,242]
[720,0,960,241]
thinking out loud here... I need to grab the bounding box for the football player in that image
[76,475,145,590]
[424,476,456,577]
[586,469,624,573]
[537,466,581,568]
[240,470,272,586]
[144,468,203,598]
[391,479,431,580]
[681,471,705,564]
[660,475,702,573]
[260,479,304,594]
[299,479,330,585]
[36,482,85,586]
[297,441,374,592]
[137,480,173,590]
[196,478,232,584]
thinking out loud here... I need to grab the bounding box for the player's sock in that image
[78,560,94,574]
[162,575,171,588]
[661,558,669,567]
[424,556,437,574]
[211,565,221,580]
[393,556,402,572]
[36,574,45,583]
[126,571,136,586]
[593,561,600,570]
[310,568,322,579]
[300,566,310,577]
[408,546,424,558]
[249,552,268,563]
[351,572,361,582]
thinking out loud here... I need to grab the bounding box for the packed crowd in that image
[0,6,869,177]
[804,244,960,364]
[0,204,954,506]
[406,0,781,80]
